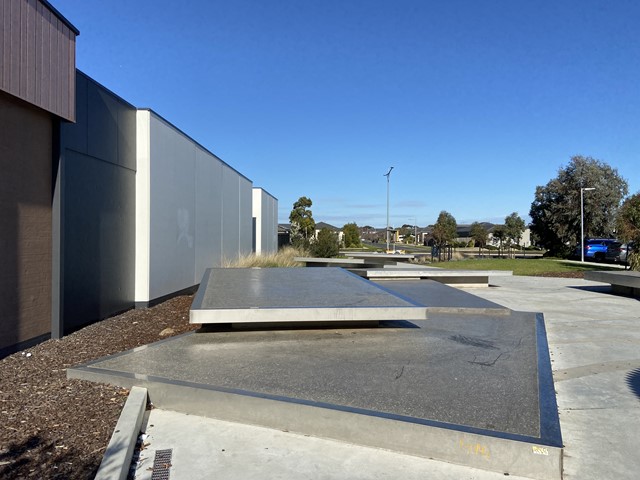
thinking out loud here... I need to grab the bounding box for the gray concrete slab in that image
[350,267,512,286]
[71,303,561,479]
[95,274,640,480]
[343,252,416,264]
[131,409,533,480]
[374,279,509,314]
[189,268,427,324]
[294,256,370,267]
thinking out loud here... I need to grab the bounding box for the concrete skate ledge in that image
[584,270,640,297]
[190,268,428,324]
[350,268,513,287]
[294,257,370,268]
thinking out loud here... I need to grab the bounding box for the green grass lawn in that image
[432,257,621,276]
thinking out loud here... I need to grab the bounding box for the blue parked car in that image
[575,239,618,262]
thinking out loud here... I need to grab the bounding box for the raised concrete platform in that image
[293,256,372,268]
[376,279,510,315]
[584,270,640,297]
[350,267,513,287]
[70,278,562,479]
[342,252,416,264]
[190,268,428,324]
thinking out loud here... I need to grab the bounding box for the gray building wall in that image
[53,71,137,336]
[135,110,254,306]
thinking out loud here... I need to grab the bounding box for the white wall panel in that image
[252,189,262,254]
[195,146,223,281]
[135,111,151,302]
[252,188,278,255]
[148,113,196,301]
[265,192,278,253]
[136,110,255,303]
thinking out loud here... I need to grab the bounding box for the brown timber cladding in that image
[0,0,78,122]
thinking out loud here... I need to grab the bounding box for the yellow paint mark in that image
[459,439,491,459]
[532,445,549,456]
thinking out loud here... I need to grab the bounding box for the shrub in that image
[312,228,340,258]
[223,246,306,268]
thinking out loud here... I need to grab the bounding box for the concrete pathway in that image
[130,275,640,480]
[460,276,640,480]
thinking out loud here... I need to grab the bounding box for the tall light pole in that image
[580,187,596,262]
[409,217,417,245]
[384,167,394,252]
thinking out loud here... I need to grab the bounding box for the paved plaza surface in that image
[81,274,639,479]
[459,276,640,480]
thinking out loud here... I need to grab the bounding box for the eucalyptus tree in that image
[505,212,526,257]
[491,225,507,258]
[289,196,316,248]
[529,156,628,256]
[470,222,488,257]
[432,211,457,247]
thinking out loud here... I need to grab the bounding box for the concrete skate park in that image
[70,264,572,480]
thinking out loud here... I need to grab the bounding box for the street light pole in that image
[409,217,417,245]
[384,167,394,252]
[580,187,596,262]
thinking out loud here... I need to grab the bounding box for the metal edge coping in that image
[536,312,564,448]
[190,268,213,312]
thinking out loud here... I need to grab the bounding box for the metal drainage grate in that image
[151,448,173,480]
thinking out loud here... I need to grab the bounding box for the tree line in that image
[287,155,640,268]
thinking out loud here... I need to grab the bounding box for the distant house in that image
[417,223,531,248]
[279,222,346,246]
[278,223,291,249]
[314,222,344,244]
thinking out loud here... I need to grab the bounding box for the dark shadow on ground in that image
[0,435,100,480]
[568,285,614,294]
[625,368,640,400]
[569,285,640,301]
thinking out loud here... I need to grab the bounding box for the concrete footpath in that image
[128,276,640,480]
[460,276,640,480]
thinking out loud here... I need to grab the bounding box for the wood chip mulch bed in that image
[0,295,198,480]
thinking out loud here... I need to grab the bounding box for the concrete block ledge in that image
[584,270,640,298]
[94,386,148,480]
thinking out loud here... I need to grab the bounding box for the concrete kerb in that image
[94,386,147,480]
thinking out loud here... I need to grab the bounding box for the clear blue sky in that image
[56,0,640,228]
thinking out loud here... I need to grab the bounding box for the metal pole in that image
[580,188,585,263]
[384,167,394,252]
[581,187,595,262]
